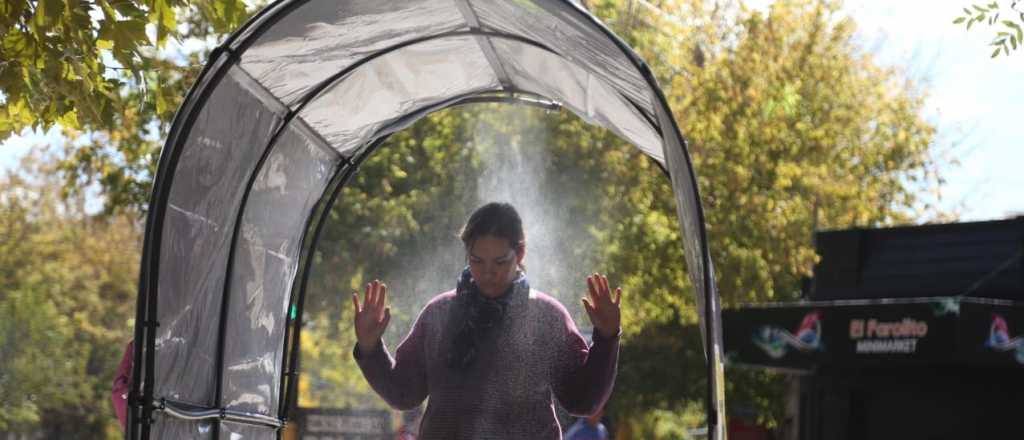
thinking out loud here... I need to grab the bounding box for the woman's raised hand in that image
[352,280,391,354]
[583,274,622,339]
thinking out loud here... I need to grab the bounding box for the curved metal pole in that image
[129,1,291,435]
[551,2,727,436]
[138,2,720,439]
[130,51,238,440]
[139,29,563,440]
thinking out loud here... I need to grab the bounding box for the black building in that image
[723,217,1024,440]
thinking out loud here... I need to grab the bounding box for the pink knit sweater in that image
[354,287,619,439]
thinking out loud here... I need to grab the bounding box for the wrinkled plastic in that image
[471,0,655,117]
[658,99,726,437]
[240,0,468,107]
[299,35,500,156]
[150,416,214,439]
[222,121,341,415]
[141,0,720,438]
[491,38,663,160]
[155,65,285,406]
[220,421,275,440]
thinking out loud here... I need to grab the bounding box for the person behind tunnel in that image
[351,202,622,439]
[564,404,610,440]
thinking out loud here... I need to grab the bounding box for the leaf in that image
[95,0,117,21]
[2,30,34,58]
[32,0,63,32]
[56,109,80,129]
[110,0,145,19]
[155,85,168,116]
[208,0,249,33]
[973,4,988,13]
[149,0,177,47]
[98,18,149,60]
[953,17,966,24]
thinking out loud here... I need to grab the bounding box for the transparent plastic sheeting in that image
[299,35,499,156]
[469,0,655,118]
[490,38,662,159]
[658,99,727,439]
[220,422,275,440]
[139,0,721,438]
[222,121,341,416]
[238,0,468,107]
[150,416,214,439]
[155,65,285,407]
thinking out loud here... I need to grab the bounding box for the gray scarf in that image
[446,267,528,370]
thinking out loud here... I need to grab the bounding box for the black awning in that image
[723,297,1024,370]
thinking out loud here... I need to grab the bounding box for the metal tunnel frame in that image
[129,1,726,439]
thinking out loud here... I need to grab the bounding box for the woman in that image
[352,202,622,439]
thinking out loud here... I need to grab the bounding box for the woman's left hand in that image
[583,274,622,339]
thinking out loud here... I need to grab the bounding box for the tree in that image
[584,0,943,434]
[296,0,946,424]
[0,0,249,139]
[2,0,948,438]
[954,1,1024,57]
[0,151,141,439]
[1,0,252,214]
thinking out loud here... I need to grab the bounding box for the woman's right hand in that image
[352,279,391,355]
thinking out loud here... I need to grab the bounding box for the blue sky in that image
[2,0,1021,221]
[835,0,1024,221]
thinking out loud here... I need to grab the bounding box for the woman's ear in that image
[515,245,526,267]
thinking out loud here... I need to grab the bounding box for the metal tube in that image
[154,399,284,429]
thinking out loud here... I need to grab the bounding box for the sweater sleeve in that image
[353,308,430,410]
[551,312,620,416]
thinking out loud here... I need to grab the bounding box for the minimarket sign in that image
[723,297,1024,370]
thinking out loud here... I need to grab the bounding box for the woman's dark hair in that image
[459,202,526,256]
[448,203,527,370]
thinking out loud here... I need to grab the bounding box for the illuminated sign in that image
[849,318,929,354]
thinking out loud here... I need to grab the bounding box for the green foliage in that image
[587,0,943,431]
[2,0,948,438]
[0,0,253,214]
[954,1,1024,57]
[0,0,251,138]
[0,152,141,438]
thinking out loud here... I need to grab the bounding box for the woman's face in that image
[467,235,523,298]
